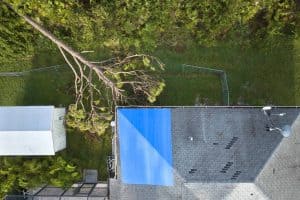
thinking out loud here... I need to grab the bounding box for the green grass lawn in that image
[294,24,300,105]
[62,131,112,180]
[156,38,295,106]
[0,34,299,181]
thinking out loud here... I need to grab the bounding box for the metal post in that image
[33,184,48,197]
[87,183,97,198]
[181,64,230,106]
[59,187,69,200]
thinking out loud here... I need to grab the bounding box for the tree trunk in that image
[2,1,119,97]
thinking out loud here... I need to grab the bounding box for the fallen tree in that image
[2,1,165,136]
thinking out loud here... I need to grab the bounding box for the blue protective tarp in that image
[117,108,173,186]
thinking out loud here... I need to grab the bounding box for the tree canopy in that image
[2,0,296,61]
[0,156,80,198]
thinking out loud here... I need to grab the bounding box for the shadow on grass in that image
[155,38,295,106]
[61,130,112,180]
[21,49,73,106]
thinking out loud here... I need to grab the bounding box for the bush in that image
[0,156,80,198]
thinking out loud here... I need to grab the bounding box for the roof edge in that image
[116,106,300,109]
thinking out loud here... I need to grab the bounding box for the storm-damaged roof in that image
[110,106,300,200]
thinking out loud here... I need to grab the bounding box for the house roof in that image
[0,106,54,131]
[0,106,66,156]
[110,106,300,200]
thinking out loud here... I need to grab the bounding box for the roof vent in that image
[262,106,292,137]
[220,162,233,173]
[189,168,197,174]
[231,171,241,180]
[225,137,238,149]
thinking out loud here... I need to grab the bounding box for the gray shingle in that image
[110,106,300,200]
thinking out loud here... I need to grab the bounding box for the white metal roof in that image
[0,106,53,131]
[0,106,59,156]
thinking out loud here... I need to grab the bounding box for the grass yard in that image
[294,25,300,105]
[156,38,296,106]
[63,131,112,180]
[0,34,299,181]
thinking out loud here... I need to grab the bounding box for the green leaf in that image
[143,57,150,67]
[65,164,76,172]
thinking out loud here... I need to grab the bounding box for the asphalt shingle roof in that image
[110,107,300,200]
